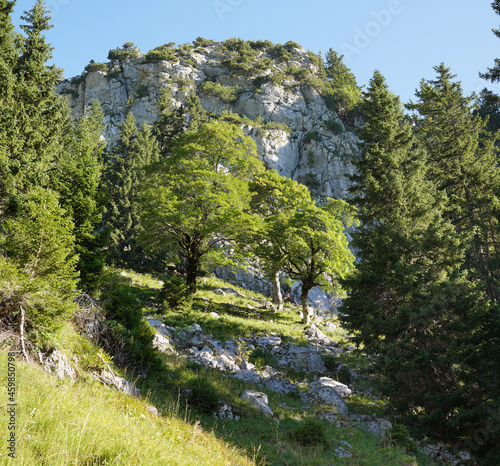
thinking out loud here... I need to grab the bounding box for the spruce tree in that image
[104,113,160,270]
[408,64,500,301]
[407,65,500,453]
[53,100,107,289]
[340,71,491,442]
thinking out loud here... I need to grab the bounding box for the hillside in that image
[1,268,441,465]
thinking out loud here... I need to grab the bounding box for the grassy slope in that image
[0,270,436,465]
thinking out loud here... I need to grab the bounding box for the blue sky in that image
[11,0,500,104]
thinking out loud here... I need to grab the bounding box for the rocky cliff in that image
[57,40,360,200]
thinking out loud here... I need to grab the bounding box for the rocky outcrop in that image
[57,41,360,200]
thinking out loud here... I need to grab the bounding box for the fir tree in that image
[0,187,78,349]
[340,71,491,442]
[104,113,160,270]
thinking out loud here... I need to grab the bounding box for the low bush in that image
[292,418,328,446]
[160,273,190,310]
[199,81,238,103]
[189,377,221,415]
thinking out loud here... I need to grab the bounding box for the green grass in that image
[0,268,437,465]
[0,350,255,465]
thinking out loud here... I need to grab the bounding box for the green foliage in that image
[325,119,344,133]
[248,348,274,369]
[144,43,178,63]
[85,60,108,73]
[104,113,160,271]
[303,131,321,144]
[193,36,215,48]
[199,80,239,102]
[188,377,221,415]
[323,49,362,117]
[160,273,190,310]
[99,271,160,370]
[0,187,78,343]
[139,121,264,293]
[247,170,356,324]
[391,424,419,454]
[108,42,140,60]
[53,100,106,290]
[292,418,327,446]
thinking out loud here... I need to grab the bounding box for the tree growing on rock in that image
[138,121,264,293]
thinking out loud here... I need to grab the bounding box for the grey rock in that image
[362,418,392,438]
[97,370,140,397]
[334,447,352,458]
[39,350,77,381]
[153,333,176,354]
[306,378,349,416]
[262,376,300,395]
[231,370,263,385]
[146,406,160,416]
[241,390,273,417]
[215,404,234,421]
[148,319,163,327]
[256,336,282,346]
[290,352,326,373]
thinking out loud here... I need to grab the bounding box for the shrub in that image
[325,119,344,133]
[144,44,177,63]
[248,348,274,369]
[293,418,327,446]
[303,131,321,144]
[337,364,353,385]
[160,273,190,310]
[85,61,108,73]
[108,42,141,60]
[193,37,215,48]
[391,424,419,454]
[199,81,238,103]
[189,377,220,415]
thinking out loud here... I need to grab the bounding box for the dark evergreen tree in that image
[52,100,107,290]
[104,113,160,270]
[407,64,500,455]
[324,49,362,116]
[480,0,500,84]
[340,71,493,444]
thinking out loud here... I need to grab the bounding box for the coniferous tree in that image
[324,48,362,115]
[0,188,78,349]
[340,71,491,443]
[480,0,500,84]
[408,64,500,301]
[104,113,160,270]
[53,100,107,289]
[407,65,500,454]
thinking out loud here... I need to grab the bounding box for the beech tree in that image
[248,170,355,324]
[139,121,263,293]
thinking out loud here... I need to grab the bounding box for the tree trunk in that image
[186,254,199,295]
[300,286,312,325]
[271,268,283,312]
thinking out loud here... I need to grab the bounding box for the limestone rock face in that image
[39,350,77,381]
[57,42,360,200]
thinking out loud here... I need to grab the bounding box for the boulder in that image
[306,378,349,416]
[97,370,140,397]
[256,336,282,347]
[241,390,273,417]
[39,350,77,381]
[289,347,326,373]
[153,333,176,354]
[231,370,263,385]
[261,376,300,395]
